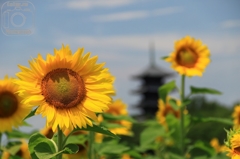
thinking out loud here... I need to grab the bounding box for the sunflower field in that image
[0,36,239,159]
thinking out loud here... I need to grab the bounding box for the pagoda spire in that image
[149,41,156,67]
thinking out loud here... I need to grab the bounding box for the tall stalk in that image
[88,131,95,159]
[57,126,64,159]
[180,75,185,155]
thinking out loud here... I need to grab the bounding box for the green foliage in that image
[94,140,130,156]
[187,96,232,144]
[76,124,120,139]
[102,113,136,123]
[190,86,222,96]
[140,121,165,149]
[24,107,38,120]
[158,80,177,103]
[2,141,22,156]
[5,129,37,139]
[28,133,57,159]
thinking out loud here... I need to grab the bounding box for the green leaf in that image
[62,143,79,154]
[101,122,125,129]
[34,142,78,159]
[66,134,88,145]
[3,141,22,155]
[102,113,136,123]
[125,150,142,159]
[168,152,187,159]
[8,156,23,159]
[192,140,215,156]
[76,124,120,139]
[140,124,165,147]
[181,99,191,107]
[34,142,58,159]
[192,117,233,125]
[28,133,57,159]
[158,80,176,103]
[193,156,209,159]
[6,129,36,139]
[143,156,161,159]
[95,141,129,155]
[190,86,222,95]
[24,107,38,120]
[169,98,179,111]
[161,56,169,60]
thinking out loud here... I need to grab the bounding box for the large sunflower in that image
[165,36,210,77]
[0,76,31,132]
[15,45,115,132]
[233,105,240,128]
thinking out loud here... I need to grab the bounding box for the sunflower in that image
[156,97,181,125]
[165,36,210,77]
[2,140,31,159]
[40,126,54,139]
[122,154,132,159]
[15,44,115,132]
[0,76,32,132]
[225,129,240,159]
[102,99,132,136]
[233,105,240,128]
[210,138,226,153]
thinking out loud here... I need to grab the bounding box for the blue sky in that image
[0,0,240,131]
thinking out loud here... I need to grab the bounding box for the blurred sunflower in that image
[233,105,240,128]
[165,36,210,77]
[102,99,132,135]
[40,126,54,139]
[0,76,32,132]
[156,97,181,125]
[15,45,115,132]
[122,154,132,159]
[210,138,226,154]
[96,99,132,143]
[2,140,31,159]
[225,129,240,159]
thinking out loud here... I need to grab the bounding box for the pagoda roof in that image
[132,64,174,79]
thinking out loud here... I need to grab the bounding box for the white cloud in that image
[54,33,240,55]
[91,7,183,22]
[66,0,136,10]
[221,19,240,28]
[92,10,148,22]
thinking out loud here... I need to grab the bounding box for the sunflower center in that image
[234,146,240,155]
[176,49,198,67]
[163,105,180,118]
[0,91,18,118]
[41,68,86,109]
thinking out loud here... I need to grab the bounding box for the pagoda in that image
[132,43,174,118]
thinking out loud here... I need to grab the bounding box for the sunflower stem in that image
[57,126,64,159]
[88,131,95,159]
[180,75,185,155]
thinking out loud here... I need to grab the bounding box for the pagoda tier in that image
[132,43,174,117]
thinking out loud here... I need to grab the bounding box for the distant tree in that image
[187,96,232,144]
